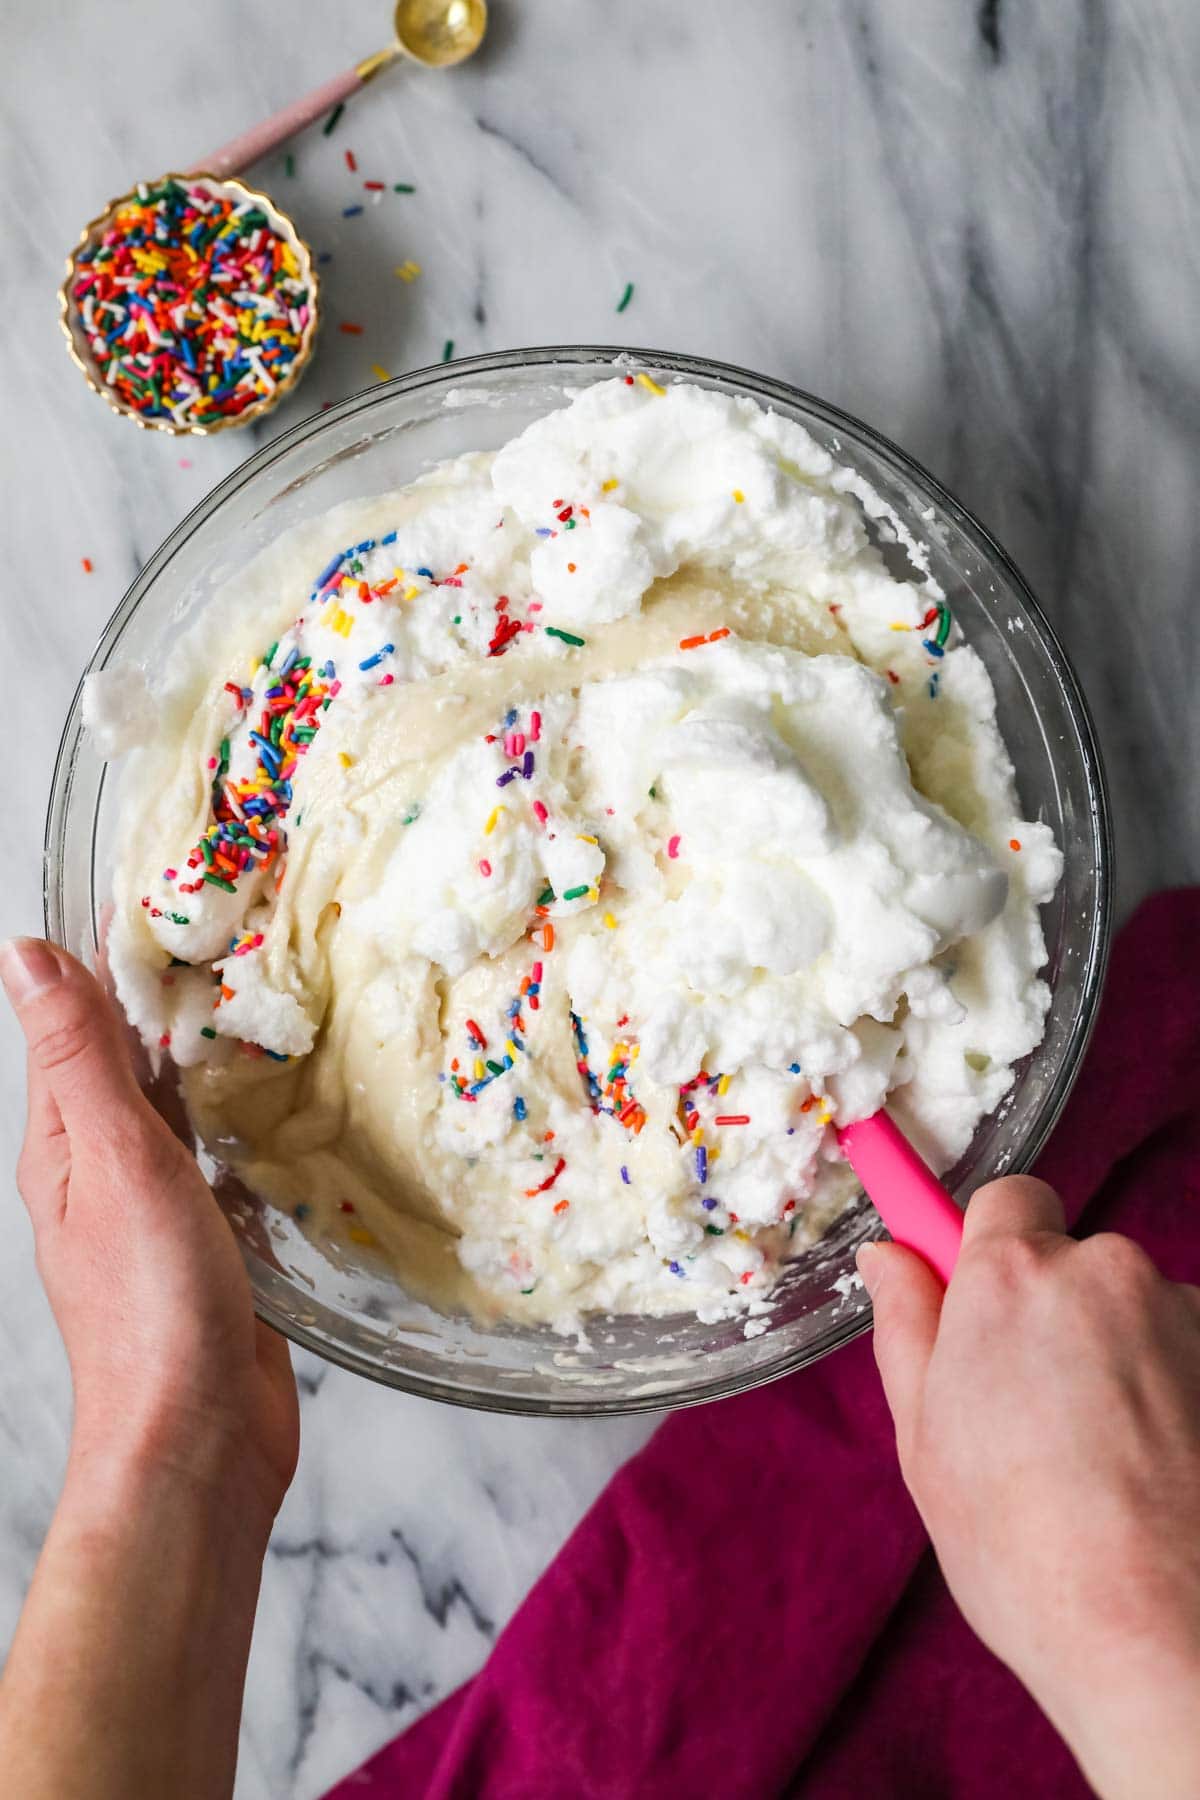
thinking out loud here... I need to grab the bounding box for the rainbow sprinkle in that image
[71,180,311,426]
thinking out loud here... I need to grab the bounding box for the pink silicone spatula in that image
[837,1111,964,1285]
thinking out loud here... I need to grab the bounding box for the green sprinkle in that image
[200,1026,217,1040]
[452,614,461,624]
[168,913,190,926]
[562,884,589,901]
[486,1059,505,1076]
[200,839,215,866]
[616,281,634,313]
[520,1285,536,1295]
[545,627,586,648]
[203,872,237,894]
[218,737,230,762]
[322,102,345,136]
[285,153,295,177]
[263,642,278,669]
[705,1224,725,1236]
[537,885,555,906]
[394,182,417,194]
[935,601,953,648]
[442,339,454,361]
[648,786,657,798]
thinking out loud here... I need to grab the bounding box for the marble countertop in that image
[2,1,1197,1792]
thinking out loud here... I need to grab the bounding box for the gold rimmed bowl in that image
[59,172,320,438]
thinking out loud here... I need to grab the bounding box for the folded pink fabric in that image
[327,891,1200,1799]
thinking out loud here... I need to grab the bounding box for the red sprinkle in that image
[479,859,492,877]
[339,322,364,335]
[526,1156,567,1197]
[715,1114,751,1126]
[667,835,681,859]
[345,149,358,171]
[1009,838,1022,851]
[552,1199,570,1214]
[465,1019,487,1048]
[363,180,385,191]
[81,557,94,573]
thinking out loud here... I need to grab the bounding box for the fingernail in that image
[856,1242,886,1299]
[0,939,64,1009]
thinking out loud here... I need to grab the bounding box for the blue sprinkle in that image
[513,1096,527,1121]
[358,643,395,671]
[701,1197,718,1212]
[249,732,281,773]
[321,660,336,678]
[669,1261,685,1277]
[527,983,540,996]
[468,1077,492,1095]
[315,552,344,588]
[510,1033,525,1052]
[381,530,398,546]
[535,527,553,538]
[416,566,434,580]
[279,647,299,676]
[294,1203,311,1221]
[264,1048,290,1062]
[356,539,376,554]
[789,1062,802,1074]
[928,671,941,700]
[438,1072,447,1082]
[695,1145,708,1184]
[342,204,364,218]
[504,708,518,728]
[921,639,945,659]
[620,1165,630,1185]
[502,1054,513,1070]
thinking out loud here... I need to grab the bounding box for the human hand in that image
[859,1179,1200,1800]
[2,936,298,1530]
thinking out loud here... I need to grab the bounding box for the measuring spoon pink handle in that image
[837,1111,964,1285]
[190,65,368,179]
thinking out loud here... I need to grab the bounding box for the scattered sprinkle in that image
[667,835,681,859]
[285,154,295,178]
[371,363,391,382]
[601,477,619,492]
[732,489,745,503]
[342,204,364,219]
[715,1114,751,1126]
[339,322,364,335]
[322,102,345,136]
[616,281,634,313]
[345,149,358,172]
[442,339,455,361]
[394,182,416,194]
[620,1165,631,1185]
[394,260,422,282]
[1009,837,1022,851]
[81,557,94,573]
[545,626,586,648]
[636,371,666,396]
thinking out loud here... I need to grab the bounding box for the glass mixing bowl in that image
[44,348,1112,1415]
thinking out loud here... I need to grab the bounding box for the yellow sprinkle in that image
[691,1127,703,1147]
[717,1074,730,1095]
[338,752,354,769]
[732,489,745,504]
[734,1230,750,1243]
[404,586,420,601]
[817,1107,832,1126]
[347,1225,377,1248]
[576,833,598,845]
[601,477,619,492]
[394,566,406,581]
[474,1059,485,1081]
[588,887,600,901]
[372,363,391,382]
[636,371,666,396]
[889,622,910,632]
[506,1039,519,1059]
[394,260,422,283]
[631,1045,640,1061]
[603,912,617,930]
[484,805,505,835]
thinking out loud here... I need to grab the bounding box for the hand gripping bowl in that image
[44,348,1111,1416]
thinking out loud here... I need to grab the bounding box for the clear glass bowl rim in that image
[43,344,1114,1414]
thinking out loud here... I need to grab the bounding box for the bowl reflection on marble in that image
[44,348,1111,1415]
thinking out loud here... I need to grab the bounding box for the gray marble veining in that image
[2,1,1197,1793]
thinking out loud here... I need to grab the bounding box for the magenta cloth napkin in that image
[326,891,1200,1799]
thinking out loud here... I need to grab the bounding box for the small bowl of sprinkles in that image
[59,173,320,435]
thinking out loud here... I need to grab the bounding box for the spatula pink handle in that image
[189,65,369,179]
[838,1111,964,1285]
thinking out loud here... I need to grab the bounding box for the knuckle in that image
[969,1233,1045,1296]
[1077,1231,1157,1298]
[30,1011,95,1079]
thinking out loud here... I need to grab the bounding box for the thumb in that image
[0,938,143,1130]
[858,1240,944,1461]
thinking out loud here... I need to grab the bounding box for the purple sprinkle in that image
[620,1165,630,1185]
[496,768,518,787]
[521,750,535,779]
[701,1196,718,1212]
[535,527,553,538]
[695,1145,708,1183]
[786,1127,795,1136]
[669,1260,685,1277]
